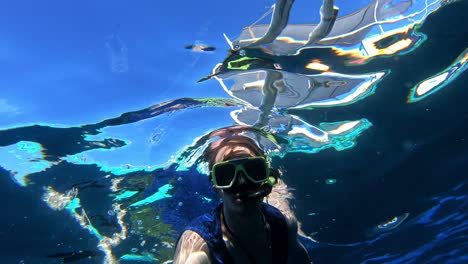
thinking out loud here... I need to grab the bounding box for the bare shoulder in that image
[284,214,299,236]
[173,230,211,264]
[284,216,312,263]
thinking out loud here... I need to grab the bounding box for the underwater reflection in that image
[0,0,466,263]
[232,0,415,54]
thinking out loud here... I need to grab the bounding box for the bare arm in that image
[254,70,283,128]
[247,0,295,47]
[306,0,339,45]
[173,230,211,264]
[247,0,338,48]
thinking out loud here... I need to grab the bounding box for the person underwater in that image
[173,133,311,263]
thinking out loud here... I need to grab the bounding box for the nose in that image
[234,170,248,185]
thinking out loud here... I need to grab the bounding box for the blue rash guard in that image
[180,202,289,264]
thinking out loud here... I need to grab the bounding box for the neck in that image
[222,203,265,235]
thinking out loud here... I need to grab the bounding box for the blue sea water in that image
[0,0,467,263]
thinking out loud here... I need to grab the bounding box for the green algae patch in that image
[129,207,177,261]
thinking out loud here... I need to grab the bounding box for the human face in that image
[210,143,270,203]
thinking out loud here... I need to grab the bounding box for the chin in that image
[224,187,269,207]
[229,198,262,213]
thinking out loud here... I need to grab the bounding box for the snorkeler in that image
[173,132,310,263]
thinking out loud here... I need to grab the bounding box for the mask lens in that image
[243,158,268,182]
[213,163,236,187]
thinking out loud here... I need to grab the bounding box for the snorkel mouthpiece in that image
[245,188,270,199]
[239,181,273,200]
